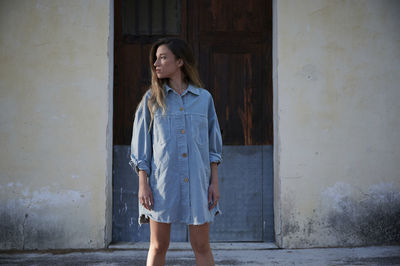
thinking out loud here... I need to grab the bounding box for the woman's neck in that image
[168,76,187,95]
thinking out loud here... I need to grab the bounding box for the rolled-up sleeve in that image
[208,95,223,164]
[129,91,152,176]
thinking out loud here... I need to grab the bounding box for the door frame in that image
[105,0,115,246]
[271,0,281,247]
[105,0,282,247]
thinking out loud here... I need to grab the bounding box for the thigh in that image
[149,219,171,245]
[189,222,210,246]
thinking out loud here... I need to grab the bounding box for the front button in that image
[182,153,187,158]
[181,129,185,134]
[179,107,184,111]
[184,177,189,182]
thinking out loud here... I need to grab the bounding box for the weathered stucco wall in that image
[275,0,400,248]
[0,0,113,249]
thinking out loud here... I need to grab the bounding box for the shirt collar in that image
[165,83,200,96]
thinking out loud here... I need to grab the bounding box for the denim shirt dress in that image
[129,84,223,225]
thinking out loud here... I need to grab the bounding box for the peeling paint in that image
[71,174,80,179]
[300,64,318,81]
[0,197,102,250]
[324,183,400,245]
[280,183,400,248]
[0,184,92,249]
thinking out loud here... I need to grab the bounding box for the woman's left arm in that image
[208,162,220,210]
[207,93,223,210]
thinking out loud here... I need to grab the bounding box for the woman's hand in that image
[208,162,220,210]
[138,170,154,210]
[208,183,220,210]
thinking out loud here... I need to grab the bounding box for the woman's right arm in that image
[129,91,154,210]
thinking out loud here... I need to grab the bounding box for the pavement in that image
[0,243,399,265]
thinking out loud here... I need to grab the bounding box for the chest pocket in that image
[191,114,208,145]
[154,115,171,145]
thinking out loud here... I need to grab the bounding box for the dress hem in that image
[138,210,221,226]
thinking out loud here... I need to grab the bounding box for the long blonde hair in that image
[147,38,203,121]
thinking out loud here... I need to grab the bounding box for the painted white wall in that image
[275,0,400,248]
[0,0,113,249]
[2,0,399,250]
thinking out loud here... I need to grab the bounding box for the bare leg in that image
[147,219,171,266]
[189,222,215,266]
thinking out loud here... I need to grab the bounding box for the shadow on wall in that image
[0,185,94,250]
[326,183,400,245]
[282,182,400,247]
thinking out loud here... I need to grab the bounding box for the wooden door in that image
[188,0,273,145]
[112,0,273,243]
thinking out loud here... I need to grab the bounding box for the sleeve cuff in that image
[129,159,151,176]
[209,153,222,165]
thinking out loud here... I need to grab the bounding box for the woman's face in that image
[153,45,183,79]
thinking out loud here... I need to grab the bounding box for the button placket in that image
[176,95,190,213]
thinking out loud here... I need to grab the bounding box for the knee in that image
[150,240,169,255]
[190,239,211,255]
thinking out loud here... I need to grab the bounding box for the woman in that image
[129,38,223,266]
